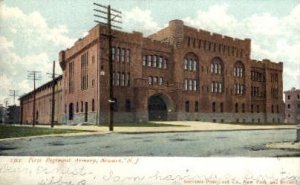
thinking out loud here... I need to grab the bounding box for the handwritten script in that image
[0,157,299,185]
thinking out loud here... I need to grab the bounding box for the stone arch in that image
[147,93,175,121]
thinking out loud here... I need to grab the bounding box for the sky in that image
[0,0,299,106]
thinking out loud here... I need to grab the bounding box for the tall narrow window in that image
[92,99,95,112]
[195,101,199,112]
[147,55,152,67]
[81,52,88,90]
[148,76,153,85]
[68,62,74,93]
[235,103,238,113]
[184,79,188,90]
[257,105,260,113]
[212,102,216,112]
[112,47,115,61]
[120,48,125,62]
[193,80,197,91]
[220,102,224,113]
[120,73,125,86]
[143,56,146,66]
[152,56,157,67]
[126,49,130,63]
[185,101,190,112]
[159,77,163,85]
[125,99,131,112]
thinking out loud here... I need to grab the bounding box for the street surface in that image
[0,129,299,157]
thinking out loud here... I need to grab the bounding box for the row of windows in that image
[210,62,223,74]
[184,79,198,91]
[148,76,164,85]
[185,101,199,112]
[184,58,197,71]
[112,47,131,63]
[233,65,244,78]
[271,87,279,98]
[251,71,264,82]
[113,72,130,87]
[186,37,244,58]
[251,86,261,97]
[143,55,168,69]
[270,73,279,82]
[211,81,223,93]
[287,94,300,100]
[186,101,278,113]
[234,84,245,95]
[75,100,95,113]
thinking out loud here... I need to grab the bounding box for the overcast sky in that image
[0,0,299,106]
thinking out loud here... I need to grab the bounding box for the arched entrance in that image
[148,93,174,121]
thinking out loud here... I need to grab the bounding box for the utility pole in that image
[9,90,18,105]
[93,3,122,131]
[27,71,41,127]
[47,61,58,128]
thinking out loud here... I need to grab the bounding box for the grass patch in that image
[0,125,87,139]
[103,122,186,127]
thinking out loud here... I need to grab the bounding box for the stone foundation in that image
[63,112,284,124]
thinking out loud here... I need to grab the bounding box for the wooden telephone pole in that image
[93,3,122,131]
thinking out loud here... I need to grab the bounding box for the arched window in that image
[211,57,223,75]
[184,53,198,72]
[234,61,244,77]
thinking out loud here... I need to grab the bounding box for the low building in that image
[284,87,300,124]
[0,105,6,124]
[19,75,63,125]
[4,105,21,124]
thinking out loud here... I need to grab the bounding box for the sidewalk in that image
[23,121,297,133]
[1,121,297,142]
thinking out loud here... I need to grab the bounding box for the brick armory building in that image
[58,19,283,124]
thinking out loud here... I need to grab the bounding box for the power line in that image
[27,71,41,127]
[93,3,122,131]
[9,90,18,105]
